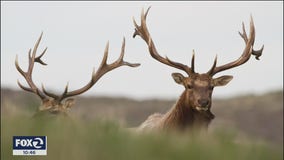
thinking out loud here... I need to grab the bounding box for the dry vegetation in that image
[1,88,283,160]
[1,88,283,147]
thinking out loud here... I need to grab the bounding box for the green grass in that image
[1,115,282,160]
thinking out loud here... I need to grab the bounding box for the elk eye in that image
[187,84,193,89]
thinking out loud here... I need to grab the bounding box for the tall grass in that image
[1,115,282,160]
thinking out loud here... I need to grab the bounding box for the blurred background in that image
[1,1,283,99]
[1,2,283,159]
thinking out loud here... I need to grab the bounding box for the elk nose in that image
[198,99,209,107]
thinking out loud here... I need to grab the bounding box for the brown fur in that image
[133,7,263,133]
[137,90,215,132]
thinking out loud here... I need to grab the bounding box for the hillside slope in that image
[1,88,283,146]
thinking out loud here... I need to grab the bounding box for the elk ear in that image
[64,98,75,109]
[213,75,233,87]
[172,73,185,84]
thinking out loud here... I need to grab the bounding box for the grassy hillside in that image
[1,115,282,160]
[1,88,283,160]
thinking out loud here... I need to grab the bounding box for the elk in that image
[15,32,140,116]
[133,7,264,131]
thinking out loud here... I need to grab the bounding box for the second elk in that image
[15,33,140,116]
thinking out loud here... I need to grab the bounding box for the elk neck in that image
[161,90,215,130]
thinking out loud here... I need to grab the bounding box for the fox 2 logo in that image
[13,136,46,150]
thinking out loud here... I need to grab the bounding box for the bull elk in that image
[133,7,264,131]
[15,32,140,115]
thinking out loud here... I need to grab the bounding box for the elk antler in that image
[16,33,140,105]
[207,15,264,76]
[133,7,195,75]
[15,32,49,101]
[42,37,140,102]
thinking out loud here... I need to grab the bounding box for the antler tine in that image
[35,47,48,65]
[252,44,264,60]
[133,7,194,75]
[101,41,109,66]
[209,15,264,76]
[15,54,26,78]
[238,16,264,60]
[42,83,59,100]
[28,32,47,69]
[17,79,34,92]
[15,33,49,100]
[238,22,248,43]
[191,50,195,73]
[207,55,218,75]
[115,37,141,67]
[59,83,70,101]
[41,81,70,101]
[51,38,140,100]
[133,7,151,39]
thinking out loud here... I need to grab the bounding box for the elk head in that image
[133,7,264,114]
[15,33,140,115]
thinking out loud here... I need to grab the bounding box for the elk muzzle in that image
[196,98,210,111]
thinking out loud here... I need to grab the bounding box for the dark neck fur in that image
[161,91,215,130]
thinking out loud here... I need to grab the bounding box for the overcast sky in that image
[1,1,283,100]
